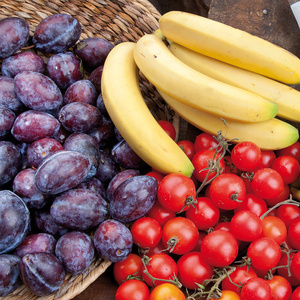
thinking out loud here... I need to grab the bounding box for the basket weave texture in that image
[0,1,165,299]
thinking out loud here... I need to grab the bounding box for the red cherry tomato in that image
[272,155,300,184]
[234,192,267,217]
[149,283,185,300]
[291,250,300,281]
[247,237,282,271]
[251,168,284,200]
[277,252,300,287]
[255,150,277,170]
[130,217,162,249]
[113,253,143,285]
[266,275,292,300]
[177,139,195,160]
[260,215,287,245]
[231,141,262,172]
[240,277,272,300]
[157,173,196,213]
[275,204,300,228]
[145,169,165,184]
[185,196,220,230]
[263,183,290,207]
[162,217,199,255]
[291,286,300,300]
[201,229,239,267]
[142,253,178,287]
[192,148,225,183]
[115,279,149,300]
[221,265,257,295]
[287,218,300,250]
[194,132,218,153]
[276,141,300,163]
[209,173,246,210]
[230,210,263,242]
[176,251,214,290]
[158,120,176,140]
[146,201,176,227]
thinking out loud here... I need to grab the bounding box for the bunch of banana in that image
[101,41,194,177]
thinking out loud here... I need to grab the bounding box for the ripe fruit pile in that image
[1,9,300,300]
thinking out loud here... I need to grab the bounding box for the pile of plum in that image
[0,14,156,296]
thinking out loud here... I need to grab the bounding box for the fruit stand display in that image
[1,0,300,300]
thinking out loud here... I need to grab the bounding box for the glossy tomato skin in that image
[146,201,176,227]
[230,210,262,242]
[260,216,287,245]
[275,204,300,228]
[263,184,290,207]
[277,252,300,287]
[255,150,276,170]
[113,253,143,285]
[115,279,149,300]
[149,283,185,300]
[142,253,177,287]
[194,132,218,153]
[271,155,300,184]
[162,217,199,255]
[247,237,282,271]
[291,286,300,300]
[145,169,165,184]
[209,173,246,210]
[287,218,300,250]
[176,251,214,290]
[221,265,257,295]
[240,277,272,300]
[157,173,196,213]
[276,141,300,163]
[177,140,195,160]
[291,251,300,281]
[266,275,292,300]
[192,149,225,182]
[251,168,284,200]
[201,229,239,267]
[130,217,162,249]
[185,196,220,230]
[211,290,241,300]
[234,193,267,217]
[157,120,176,140]
[231,141,262,172]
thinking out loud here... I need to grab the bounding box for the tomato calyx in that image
[165,236,179,253]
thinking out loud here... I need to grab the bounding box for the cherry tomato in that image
[277,252,300,287]
[176,251,214,290]
[247,237,282,271]
[222,265,257,295]
[209,173,246,210]
[276,141,300,163]
[275,204,300,228]
[157,173,196,213]
[234,193,267,217]
[231,141,262,172]
[201,229,239,267]
[211,290,241,300]
[224,155,239,175]
[260,215,287,245]
[251,168,284,200]
[291,251,300,281]
[287,218,300,250]
[255,150,277,170]
[143,240,165,257]
[240,277,272,300]
[185,196,220,230]
[145,169,165,184]
[230,210,263,242]
[146,201,176,227]
[113,253,143,285]
[192,231,207,251]
[192,148,225,182]
[266,275,292,300]
[177,139,195,160]
[263,184,290,207]
[115,279,149,300]
[162,216,199,255]
[291,286,300,300]
[149,283,185,300]
[131,217,162,249]
[194,132,218,153]
[142,253,177,287]
[158,120,176,140]
[272,155,300,184]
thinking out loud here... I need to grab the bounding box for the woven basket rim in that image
[0,1,168,300]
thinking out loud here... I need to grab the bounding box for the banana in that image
[158,89,299,150]
[159,11,300,84]
[169,42,300,122]
[101,41,194,177]
[133,34,278,123]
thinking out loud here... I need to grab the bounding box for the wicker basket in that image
[0,1,171,299]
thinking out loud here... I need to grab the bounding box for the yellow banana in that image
[159,11,300,84]
[169,42,300,122]
[158,89,299,150]
[133,34,278,123]
[101,42,194,177]
[291,187,300,202]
